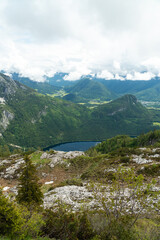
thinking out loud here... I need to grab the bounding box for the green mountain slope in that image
[82,95,157,140]
[96,79,160,95]
[64,78,116,102]
[0,73,90,148]
[0,73,158,149]
[135,82,160,101]
[94,78,160,102]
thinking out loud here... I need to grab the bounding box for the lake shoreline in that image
[44,141,101,152]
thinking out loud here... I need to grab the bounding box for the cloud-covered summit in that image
[0,0,160,81]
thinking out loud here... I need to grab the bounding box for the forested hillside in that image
[0,73,159,149]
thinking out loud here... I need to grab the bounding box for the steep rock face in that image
[0,73,29,99]
[0,73,30,137]
[0,110,14,131]
[0,73,18,98]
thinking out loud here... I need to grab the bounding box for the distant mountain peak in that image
[0,73,29,99]
[0,73,18,98]
[66,77,116,102]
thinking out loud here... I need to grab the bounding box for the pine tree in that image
[16,155,43,207]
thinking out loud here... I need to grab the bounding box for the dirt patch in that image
[39,166,75,187]
[0,178,18,188]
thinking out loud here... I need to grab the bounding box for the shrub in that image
[101,217,137,240]
[0,190,24,238]
[135,218,160,240]
[42,203,95,240]
[0,189,44,239]
[58,178,83,187]
[138,164,160,176]
[42,203,79,240]
[90,167,159,239]
[20,209,44,239]
[48,149,55,155]
[77,212,95,240]
[120,156,130,163]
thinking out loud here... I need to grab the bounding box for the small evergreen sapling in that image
[16,155,43,207]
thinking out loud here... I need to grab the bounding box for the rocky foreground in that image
[0,148,160,212]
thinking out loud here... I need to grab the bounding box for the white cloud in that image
[142,58,160,74]
[113,61,121,70]
[63,60,92,80]
[0,0,160,81]
[126,72,155,81]
[97,70,114,80]
[115,74,124,80]
[63,72,83,81]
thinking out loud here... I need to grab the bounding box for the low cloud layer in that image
[0,0,160,81]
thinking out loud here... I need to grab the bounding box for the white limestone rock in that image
[0,159,10,167]
[40,151,84,168]
[104,168,117,173]
[0,97,5,104]
[44,185,94,210]
[3,186,10,191]
[132,155,152,164]
[152,154,160,158]
[40,152,49,159]
[63,151,84,159]
[10,186,18,195]
[4,158,24,179]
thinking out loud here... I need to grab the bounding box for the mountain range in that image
[9,72,160,102]
[0,73,158,149]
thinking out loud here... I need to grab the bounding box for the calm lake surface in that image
[51,141,100,152]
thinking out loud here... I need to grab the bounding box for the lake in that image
[49,141,101,152]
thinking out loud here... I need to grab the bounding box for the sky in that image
[0,0,160,81]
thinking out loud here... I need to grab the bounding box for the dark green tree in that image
[16,155,43,207]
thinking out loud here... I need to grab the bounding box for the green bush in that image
[59,178,83,187]
[135,218,160,240]
[120,156,130,163]
[48,149,55,155]
[138,164,160,176]
[91,236,102,240]
[42,204,79,240]
[101,217,137,240]
[77,212,95,240]
[20,209,44,239]
[0,190,24,238]
[42,204,95,240]
[0,189,44,239]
